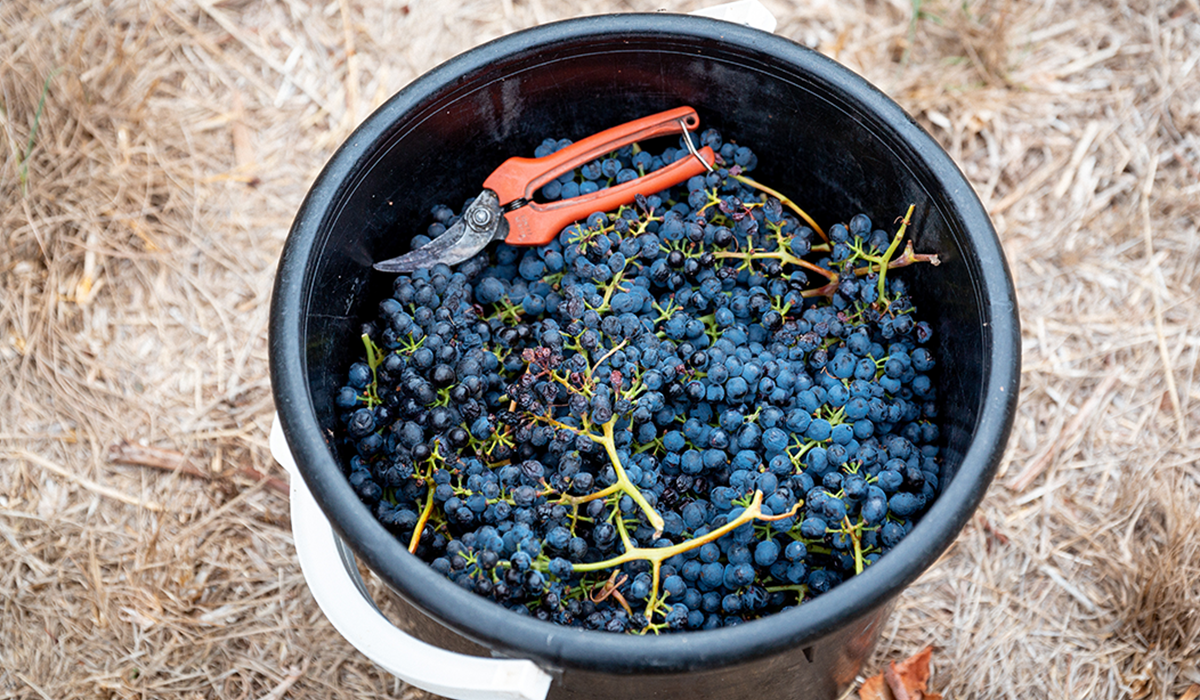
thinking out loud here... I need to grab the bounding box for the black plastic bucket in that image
[269,12,1020,700]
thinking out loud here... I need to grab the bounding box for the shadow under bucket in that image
[269,11,1020,700]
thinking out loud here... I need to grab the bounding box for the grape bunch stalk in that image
[335,128,943,633]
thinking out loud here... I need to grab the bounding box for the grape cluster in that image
[334,128,942,634]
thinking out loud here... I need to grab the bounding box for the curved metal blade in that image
[373,190,508,273]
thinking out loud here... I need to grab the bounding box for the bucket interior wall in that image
[272,14,1017,698]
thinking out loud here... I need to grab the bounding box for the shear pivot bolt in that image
[469,208,494,229]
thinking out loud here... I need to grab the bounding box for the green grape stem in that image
[360,333,385,407]
[408,440,450,553]
[530,413,665,536]
[731,173,827,241]
[590,247,640,315]
[409,480,436,554]
[713,247,837,284]
[589,339,629,382]
[840,516,868,575]
[572,490,803,628]
[852,239,940,281]
[876,205,913,296]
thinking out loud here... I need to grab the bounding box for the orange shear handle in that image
[482,107,716,246]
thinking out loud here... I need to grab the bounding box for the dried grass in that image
[2,0,1198,698]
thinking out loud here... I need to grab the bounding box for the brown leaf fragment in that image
[858,672,892,700]
[858,646,940,700]
[884,663,913,700]
[891,645,934,696]
[1179,684,1200,700]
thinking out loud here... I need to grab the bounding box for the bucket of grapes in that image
[269,10,1020,700]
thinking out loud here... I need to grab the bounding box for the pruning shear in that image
[373,106,716,273]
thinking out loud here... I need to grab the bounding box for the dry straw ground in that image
[2,0,1198,698]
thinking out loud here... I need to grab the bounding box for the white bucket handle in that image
[272,415,554,700]
[691,0,778,32]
